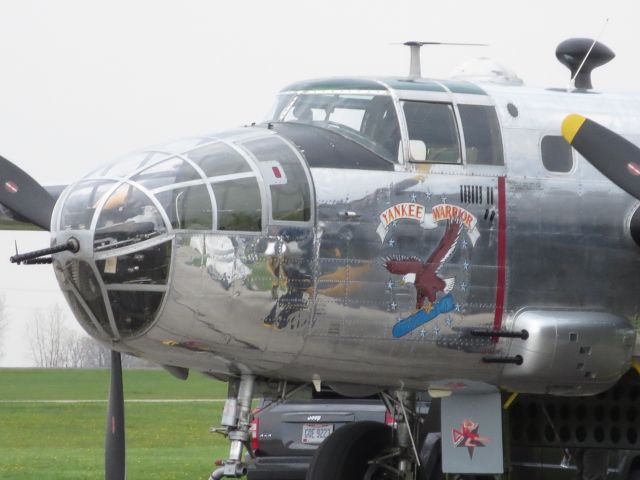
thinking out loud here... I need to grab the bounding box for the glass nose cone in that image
[53,179,171,341]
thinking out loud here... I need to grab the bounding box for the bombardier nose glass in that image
[53,137,269,341]
[56,178,172,341]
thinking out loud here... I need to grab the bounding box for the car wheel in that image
[306,421,393,480]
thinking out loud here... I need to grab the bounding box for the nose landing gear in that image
[209,374,255,480]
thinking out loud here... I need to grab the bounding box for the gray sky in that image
[0,0,638,366]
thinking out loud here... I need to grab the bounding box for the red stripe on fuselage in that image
[493,176,507,333]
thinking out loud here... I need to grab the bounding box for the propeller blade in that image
[0,155,54,230]
[105,351,126,480]
[562,114,640,200]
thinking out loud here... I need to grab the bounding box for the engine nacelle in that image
[499,309,636,396]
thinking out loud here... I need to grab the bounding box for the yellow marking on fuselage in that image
[561,114,587,144]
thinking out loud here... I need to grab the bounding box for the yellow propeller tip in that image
[562,114,587,144]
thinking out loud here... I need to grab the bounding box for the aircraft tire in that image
[305,421,392,480]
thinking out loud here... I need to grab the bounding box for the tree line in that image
[0,299,155,368]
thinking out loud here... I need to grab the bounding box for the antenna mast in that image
[402,41,488,79]
[405,42,423,78]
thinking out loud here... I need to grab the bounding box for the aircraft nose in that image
[51,180,172,341]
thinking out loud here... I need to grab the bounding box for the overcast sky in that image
[0,0,638,366]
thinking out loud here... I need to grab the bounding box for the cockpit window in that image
[96,240,172,285]
[132,157,201,190]
[242,137,310,222]
[60,181,116,230]
[89,152,167,179]
[186,142,252,177]
[94,184,166,251]
[61,260,112,334]
[403,101,461,164]
[269,93,400,164]
[458,105,504,166]
[155,184,213,230]
[213,177,262,231]
[108,290,165,337]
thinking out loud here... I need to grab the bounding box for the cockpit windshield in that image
[268,93,400,164]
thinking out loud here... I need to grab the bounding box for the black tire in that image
[306,421,393,480]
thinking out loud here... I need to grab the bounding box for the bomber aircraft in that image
[2,37,640,479]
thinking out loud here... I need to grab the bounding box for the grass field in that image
[0,369,232,479]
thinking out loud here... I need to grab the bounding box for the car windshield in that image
[268,93,400,164]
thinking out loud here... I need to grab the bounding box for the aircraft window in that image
[186,142,252,178]
[154,185,213,230]
[108,290,164,337]
[96,152,166,179]
[458,105,504,166]
[61,289,104,338]
[403,101,461,164]
[60,181,116,230]
[94,184,167,251]
[271,93,400,164]
[132,157,201,190]
[330,108,366,131]
[541,135,573,173]
[160,137,212,154]
[265,93,294,122]
[242,137,310,222]
[213,177,262,231]
[61,261,112,335]
[95,240,172,285]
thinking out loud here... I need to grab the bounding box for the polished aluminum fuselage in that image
[60,80,640,395]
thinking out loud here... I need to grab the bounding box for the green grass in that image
[0,369,233,479]
[0,368,228,400]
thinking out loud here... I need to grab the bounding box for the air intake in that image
[555,38,615,90]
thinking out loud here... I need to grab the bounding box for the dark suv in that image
[247,389,392,480]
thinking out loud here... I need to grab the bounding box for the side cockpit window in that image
[403,101,461,164]
[541,135,573,173]
[242,137,311,223]
[458,105,504,166]
[213,177,262,231]
[186,142,252,177]
[155,185,213,230]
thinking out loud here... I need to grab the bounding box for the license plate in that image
[301,423,334,444]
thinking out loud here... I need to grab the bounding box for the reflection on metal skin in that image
[48,83,640,396]
[500,309,635,395]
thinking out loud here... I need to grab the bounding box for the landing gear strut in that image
[209,374,255,480]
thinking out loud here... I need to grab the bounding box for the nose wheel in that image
[307,421,394,479]
[306,390,436,480]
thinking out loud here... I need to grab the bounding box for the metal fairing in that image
[55,78,640,396]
